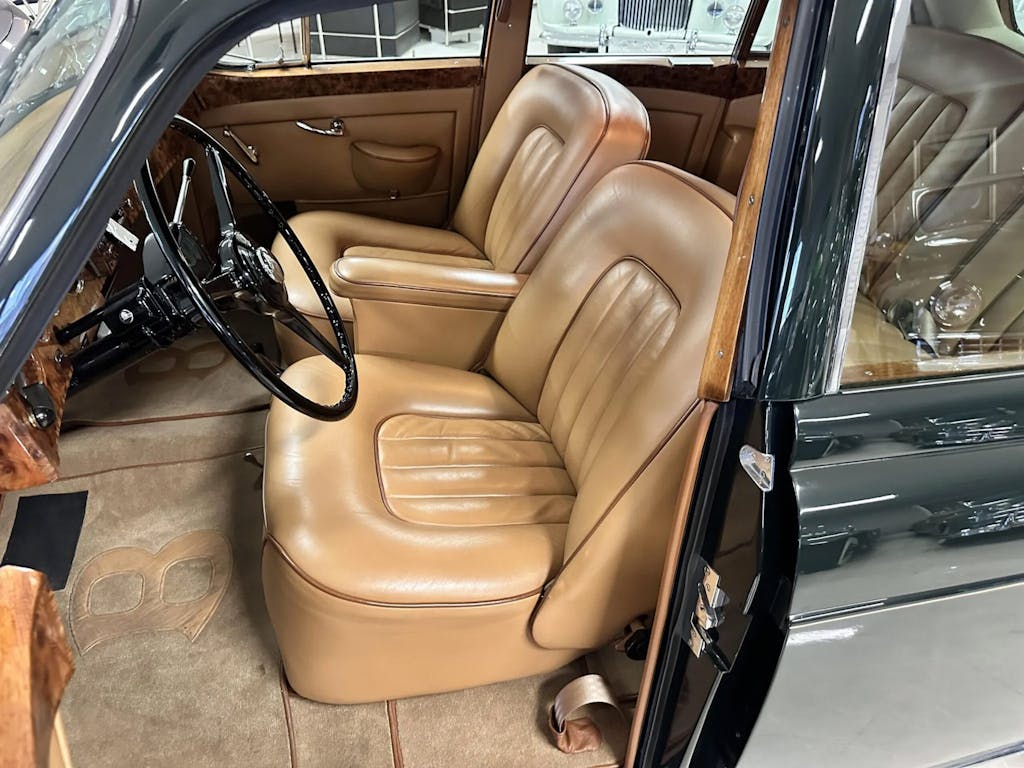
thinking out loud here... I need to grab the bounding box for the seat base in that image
[264,543,578,704]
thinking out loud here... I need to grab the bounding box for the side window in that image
[525,0,778,58]
[219,1,486,69]
[840,17,1024,386]
[1013,1,1024,32]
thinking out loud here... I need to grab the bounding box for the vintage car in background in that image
[538,0,780,54]
[2,0,1024,767]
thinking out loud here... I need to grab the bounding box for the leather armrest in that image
[343,245,490,269]
[330,257,526,311]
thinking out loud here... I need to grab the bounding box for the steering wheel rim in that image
[136,115,357,421]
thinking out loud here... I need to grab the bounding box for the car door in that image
[727,1,1024,766]
[190,7,490,234]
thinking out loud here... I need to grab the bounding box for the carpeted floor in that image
[63,324,273,427]
[0,331,631,767]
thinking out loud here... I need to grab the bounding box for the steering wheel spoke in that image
[136,115,357,421]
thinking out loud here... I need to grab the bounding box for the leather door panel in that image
[194,66,481,228]
[584,63,766,181]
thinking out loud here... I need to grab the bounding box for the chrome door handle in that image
[222,126,259,164]
[295,118,346,137]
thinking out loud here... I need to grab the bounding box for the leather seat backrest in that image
[452,64,650,274]
[486,162,735,649]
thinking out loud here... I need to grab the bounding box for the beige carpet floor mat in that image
[63,324,273,426]
[1,431,624,767]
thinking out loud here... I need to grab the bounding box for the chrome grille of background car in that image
[617,0,691,31]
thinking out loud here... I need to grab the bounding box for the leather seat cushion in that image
[264,354,569,606]
[263,354,578,702]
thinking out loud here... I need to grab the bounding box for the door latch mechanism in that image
[739,444,774,492]
[687,559,732,671]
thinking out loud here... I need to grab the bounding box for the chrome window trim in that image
[825,0,912,393]
[0,0,132,260]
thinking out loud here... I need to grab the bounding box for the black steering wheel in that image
[136,115,357,421]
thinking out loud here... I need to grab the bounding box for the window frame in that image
[216,5,492,71]
[827,0,912,393]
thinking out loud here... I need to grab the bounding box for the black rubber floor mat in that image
[2,491,88,589]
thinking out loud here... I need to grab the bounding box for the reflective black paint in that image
[790,371,1024,619]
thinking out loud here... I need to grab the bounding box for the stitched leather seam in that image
[332,267,521,300]
[353,143,439,163]
[539,400,701,596]
[387,493,575,500]
[633,161,737,220]
[380,462,565,470]
[374,414,577,526]
[265,536,547,608]
[511,64,618,272]
[547,273,672,458]
[532,257,680,420]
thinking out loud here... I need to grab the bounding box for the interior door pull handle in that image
[296,118,346,137]
[222,126,259,164]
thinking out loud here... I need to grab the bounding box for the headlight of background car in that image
[563,0,584,25]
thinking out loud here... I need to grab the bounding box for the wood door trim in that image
[698,0,799,402]
[196,63,482,110]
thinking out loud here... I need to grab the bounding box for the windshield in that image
[0,0,112,214]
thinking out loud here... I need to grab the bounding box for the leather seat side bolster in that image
[330,256,527,311]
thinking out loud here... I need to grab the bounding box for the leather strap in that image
[548,674,623,754]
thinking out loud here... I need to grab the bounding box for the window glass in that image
[219,1,486,69]
[840,17,1024,386]
[1014,0,1024,31]
[525,0,777,58]
[0,0,112,213]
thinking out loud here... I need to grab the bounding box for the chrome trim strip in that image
[930,739,1024,768]
[825,0,912,393]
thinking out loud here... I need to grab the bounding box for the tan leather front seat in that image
[273,64,650,358]
[262,162,734,704]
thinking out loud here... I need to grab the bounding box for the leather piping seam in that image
[510,63,618,272]
[373,413,576,527]
[352,143,440,163]
[540,399,700,599]
[264,535,547,608]
[517,256,680,416]
[331,264,522,300]
[634,160,737,220]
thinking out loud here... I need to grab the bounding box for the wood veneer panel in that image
[0,566,74,768]
[698,0,798,402]
[195,63,482,110]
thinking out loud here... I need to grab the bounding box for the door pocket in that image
[351,140,441,198]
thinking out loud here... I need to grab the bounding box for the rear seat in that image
[856,24,1024,356]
